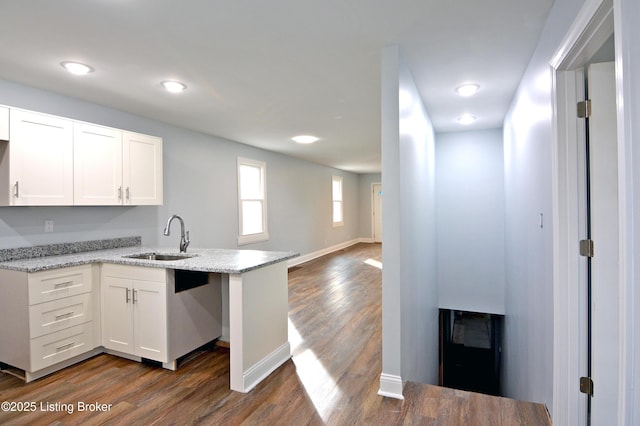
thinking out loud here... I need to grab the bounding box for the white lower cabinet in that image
[101,264,168,363]
[0,261,220,381]
[0,265,99,382]
[30,322,94,372]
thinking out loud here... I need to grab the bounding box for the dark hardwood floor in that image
[0,243,551,425]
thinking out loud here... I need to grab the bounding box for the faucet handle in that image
[180,230,191,253]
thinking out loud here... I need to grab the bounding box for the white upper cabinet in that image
[74,123,124,205]
[123,131,163,205]
[0,106,8,140]
[0,106,163,206]
[8,109,74,206]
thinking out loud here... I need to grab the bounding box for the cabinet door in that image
[101,275,134,354]
[74,123,123,205]
[9,109,73,205]
[133,279,167,362]
[0,106,8,140]
[122,131,163,205]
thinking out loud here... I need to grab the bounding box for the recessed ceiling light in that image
[161,80,187,93]
[61,61,93,75]
[292,135,319,144]
[455,83,480,97]
[457,114,476,125]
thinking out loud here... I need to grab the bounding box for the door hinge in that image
[577,100,592,118]
[579,239,594,257]
[580,376,594,396]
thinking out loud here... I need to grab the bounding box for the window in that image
[237,157,268,245]
[332,176,344,227]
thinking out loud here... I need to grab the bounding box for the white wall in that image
[436,129,506,315]
[615,0,640,421]
[380,46,403,395]
[502,0,587,411]
[0,78,366,256]
[380,46,438,395]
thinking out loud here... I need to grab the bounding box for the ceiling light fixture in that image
[61,61,93,75]
[161,80,187,93]
[457,114,476,125]
[455,83,480,97]
[292,135,319,144]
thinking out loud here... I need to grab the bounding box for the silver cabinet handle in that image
[56,342,75,352]
[132,289,138,304]
[54,281,73,289]
[126,187,130,200]
[126,288,130,303]
[118,186,123,200]
[55,312,74,320]
[14,181,19,198]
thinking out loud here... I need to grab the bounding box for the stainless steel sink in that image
[124,252,196,261]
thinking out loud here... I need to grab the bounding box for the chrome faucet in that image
[163,214,190,253]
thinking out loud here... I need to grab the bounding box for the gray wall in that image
[0,78,366,256]
[501,0,586,410]
[381,45,438,389]
[620,0,640,419]
[380,46,403,386]
[436,129,506,314]
[398,54,438,385]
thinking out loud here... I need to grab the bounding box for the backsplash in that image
[0,236,141,262]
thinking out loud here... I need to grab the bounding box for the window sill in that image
[238,232,269,246]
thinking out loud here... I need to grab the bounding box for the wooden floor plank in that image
[0,243,551,425]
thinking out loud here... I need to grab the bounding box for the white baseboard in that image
[378,373,405,400]
[240,342,291,393]
[288,238,374,268]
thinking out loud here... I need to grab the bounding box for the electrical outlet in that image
[45,220,54,233]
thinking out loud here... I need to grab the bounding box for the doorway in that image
[372,183,382,243]
[551,0,619,423]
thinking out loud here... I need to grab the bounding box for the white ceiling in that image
[0,1,554,174]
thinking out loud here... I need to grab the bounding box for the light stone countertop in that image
[0,245,299,274]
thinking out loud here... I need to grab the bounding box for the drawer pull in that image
[54,281,74,289]
[56,342,75,352]
[55,312,74,320]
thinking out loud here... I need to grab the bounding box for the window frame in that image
[332,175,344,227]
[237,157,269,245]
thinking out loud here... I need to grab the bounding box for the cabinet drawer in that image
[30,322,93,371]
[28,265,92,305]
[29,292,92,338]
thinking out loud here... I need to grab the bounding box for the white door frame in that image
[550,0,631,423]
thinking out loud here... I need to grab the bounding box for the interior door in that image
[372,183,382,243]
[582,61,619,425]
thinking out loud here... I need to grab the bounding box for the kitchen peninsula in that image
[0,237,298,393]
